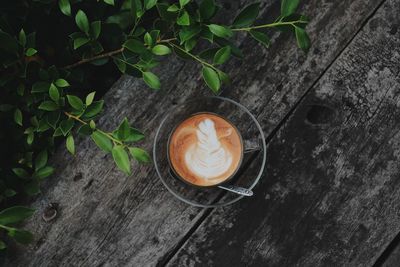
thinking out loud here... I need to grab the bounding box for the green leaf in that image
[24,180,40,196]
[202,66,220,93]
[103,0,114,5]
[91,131,112,152]
[144,0,158,9]
[184,38,197,51]
[217,70,230,84]
[4,189,17,197]
[144,33,153,46]
[77,124,93,136]
[180,0,190,7]
[58,0,71,16]
[38,101,58,111]
[67,95,84,110]
[86,92,96,106]
[143,72,160,90]
[113,58,126,73]
[53,128,63,137]
[116,118,130,141]
[167,4,179,12]
[17,84,24,96]
[112,146,131,175]
[25,48,37,56]
[249,30,270,47]
[177,11,190,26]
[179,26,202,43]
[35,150,48,171]
[213,46,231,65]
[232,3,260,28]
[60,119,74,136]
[66,134,75,155]
[0,206,34,225]
[126,128,145,142]
[199,47,219,60]
[82,100,104,118]
[12,168,29,178]
[129,147,151,163]
[49,83,60,102]
[150,30,160,42]
[19,29,26,47]
[8,229,34,244]
[14,109,22,126]
[89,120,96,129]
[131,0,143,19]
[295,26,310,52]
[0,240,5,250]
[123,39,147,54]
[281,0,300,17]
[90,21,101,39]
[73,37,90,49]
[75,10,90,34]
[151,44,171,56]
[199,0,216,20]
[47,111,60,129]
[34,166,55,179]
[27,132,34,145]
[208,24,232,39]
[32,81,50,93]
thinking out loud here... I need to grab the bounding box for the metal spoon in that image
[168,168,253,196]
[218,184,253,196]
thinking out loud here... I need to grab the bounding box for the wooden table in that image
[10,0,400,266]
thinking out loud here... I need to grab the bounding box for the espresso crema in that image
[168,113,243,187]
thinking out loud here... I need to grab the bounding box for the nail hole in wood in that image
[42,203,58,222]
[305,104,336,126]
[73,172,83,182]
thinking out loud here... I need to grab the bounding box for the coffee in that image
[168,113,243,187]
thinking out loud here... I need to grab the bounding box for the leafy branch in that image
[0,0,310,249]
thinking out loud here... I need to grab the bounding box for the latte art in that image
[169,113,243,187]
[185,119,233,179]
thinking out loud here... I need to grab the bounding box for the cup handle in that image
[243,138,262,154]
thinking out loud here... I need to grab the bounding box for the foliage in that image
[0,0,310,249]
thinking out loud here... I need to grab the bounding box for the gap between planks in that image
[157,0,388,266]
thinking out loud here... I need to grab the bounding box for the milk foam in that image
[184,119,233,179]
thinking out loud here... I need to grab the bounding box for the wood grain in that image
[168,0,400,266]
[381,238,400,267]
[9,0,385,266]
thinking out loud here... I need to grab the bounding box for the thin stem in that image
[64,16,143,70]
[63,48,123,69]
[168,42,218,71]
[129,17,142,36]
[232,20,308,31]
[64,112,124,146]
[112,57,143,73]
[158,37,177,43]
[62,36,177,70]
[0,224,12,231]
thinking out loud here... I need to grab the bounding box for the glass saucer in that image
[153,96,266,207]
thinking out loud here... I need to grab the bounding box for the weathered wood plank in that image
[381,237,400,267]
[9,0,384,266]
[168,0,400,266]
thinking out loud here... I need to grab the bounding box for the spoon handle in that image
[218,185,254,196]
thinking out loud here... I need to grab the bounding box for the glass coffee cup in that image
[154,96,266,207]
[167,112,244,188]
